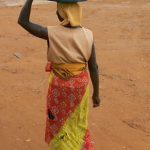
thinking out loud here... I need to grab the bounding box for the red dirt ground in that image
[0,1,150,150]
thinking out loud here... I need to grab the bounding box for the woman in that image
[18,0,100,149]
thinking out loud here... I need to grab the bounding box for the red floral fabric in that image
[45,71,89,144]
[82,129,94,150]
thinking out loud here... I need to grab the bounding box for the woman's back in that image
[47,25,93,63]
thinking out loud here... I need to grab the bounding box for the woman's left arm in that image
[18,0,48,40]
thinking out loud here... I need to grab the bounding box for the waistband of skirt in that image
[45,62,87,80]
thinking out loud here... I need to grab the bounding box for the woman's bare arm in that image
[88,43,100,107]
[18,0,48,40]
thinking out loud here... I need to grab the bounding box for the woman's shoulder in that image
[47,25,60,30]
[82,27,93,40]
[47,25,64,36]
[82,26,92,32]
[82,27,93,36]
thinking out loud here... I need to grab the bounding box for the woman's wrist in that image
[93,93,99,98]
[92,93,100,107]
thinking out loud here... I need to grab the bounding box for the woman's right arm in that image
[18,0,48,40]
[88,43,100,107]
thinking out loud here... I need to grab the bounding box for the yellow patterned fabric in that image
[45,68,93,149]
[49,84,90,150]
[52,63,86,80]
[57,3,82,27]
[48,71,55,84]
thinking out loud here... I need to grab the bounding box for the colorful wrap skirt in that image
[45,65,93,150]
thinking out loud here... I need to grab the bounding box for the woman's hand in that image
[92,95,100,108]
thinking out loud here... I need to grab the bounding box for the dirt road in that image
[0,1,150,150]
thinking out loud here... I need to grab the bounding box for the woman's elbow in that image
[89,64,99,73]
[18,19,22,25]
[17,17,27,28]
[18,18,24,26]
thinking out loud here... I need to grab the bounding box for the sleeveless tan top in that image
[47,25,93,64]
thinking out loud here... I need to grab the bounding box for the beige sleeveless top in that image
[47,25,93,64]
